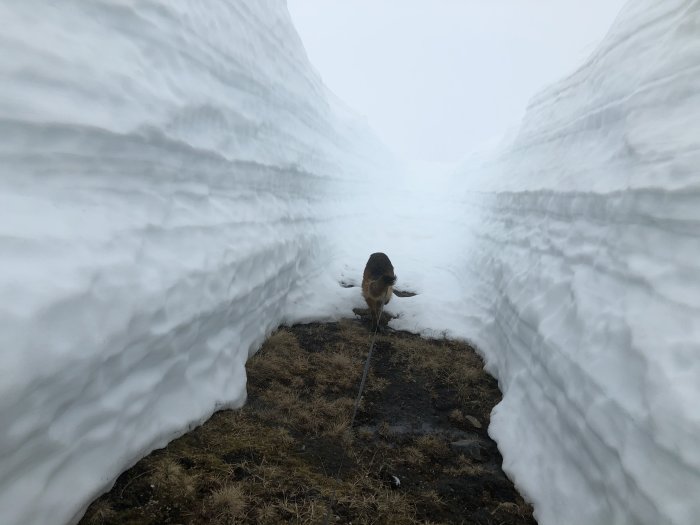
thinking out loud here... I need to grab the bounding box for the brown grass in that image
[149,457,198,499]
[80,319,535,525]
[82,500,115,525]
[206,483,247,523]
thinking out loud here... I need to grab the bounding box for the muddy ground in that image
[81,314,535,525]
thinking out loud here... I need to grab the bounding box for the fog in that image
[288,0,627,163]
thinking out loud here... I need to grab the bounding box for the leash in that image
[323,302,385,525]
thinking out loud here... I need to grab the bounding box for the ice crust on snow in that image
[1,1,700,525]
[0,2,393,524]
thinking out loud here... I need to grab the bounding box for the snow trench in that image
[2,1,699,525]
[0,2,393,524]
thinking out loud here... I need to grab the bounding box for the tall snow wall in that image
[0,2,393,524]
[460,1,700,524]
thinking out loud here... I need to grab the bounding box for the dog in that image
[361,252,396,331]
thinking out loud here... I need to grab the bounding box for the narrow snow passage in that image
[313,2,700,524]
[1,1,699,525]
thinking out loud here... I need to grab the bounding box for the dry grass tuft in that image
[402,445,428,466]
[386,332,499,425]
[335,473,417,524]
[491,501,536,521]
[247,325,372,438]
[378,420,391,439]
[82,500,115,525]
[253,502,280,524]
[445,454,488,477]
[248,331,310,385]
[419,489,445,508]
[149,457,197,499]
[209,485,246,518]
[414,434,450,460]
[449,408,466,424]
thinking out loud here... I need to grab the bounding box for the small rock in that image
[465,415,482,429]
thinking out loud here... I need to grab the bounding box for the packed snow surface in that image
[2,1,699,525]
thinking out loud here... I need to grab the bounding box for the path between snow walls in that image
[3,1,699,525]
[0,2,396,524]
[448,1,700,524]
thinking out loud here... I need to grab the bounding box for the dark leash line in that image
[323,303,384,525]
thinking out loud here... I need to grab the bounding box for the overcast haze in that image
[288,0,627,164]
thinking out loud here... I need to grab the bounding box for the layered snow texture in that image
[454,1,700,524]
[0,2,393,524]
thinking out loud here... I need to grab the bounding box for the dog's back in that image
[362,252,396,329]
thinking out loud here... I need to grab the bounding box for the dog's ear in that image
[383,275,397,285]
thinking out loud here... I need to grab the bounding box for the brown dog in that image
[361,252,396,331]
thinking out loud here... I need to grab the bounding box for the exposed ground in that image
[81,312,535,525]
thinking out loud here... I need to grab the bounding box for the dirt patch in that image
[81,319,535,525]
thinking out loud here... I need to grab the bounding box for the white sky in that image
[287,0,627,164]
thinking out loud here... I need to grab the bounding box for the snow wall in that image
[0,2,394,524]
[457,1,700,524]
